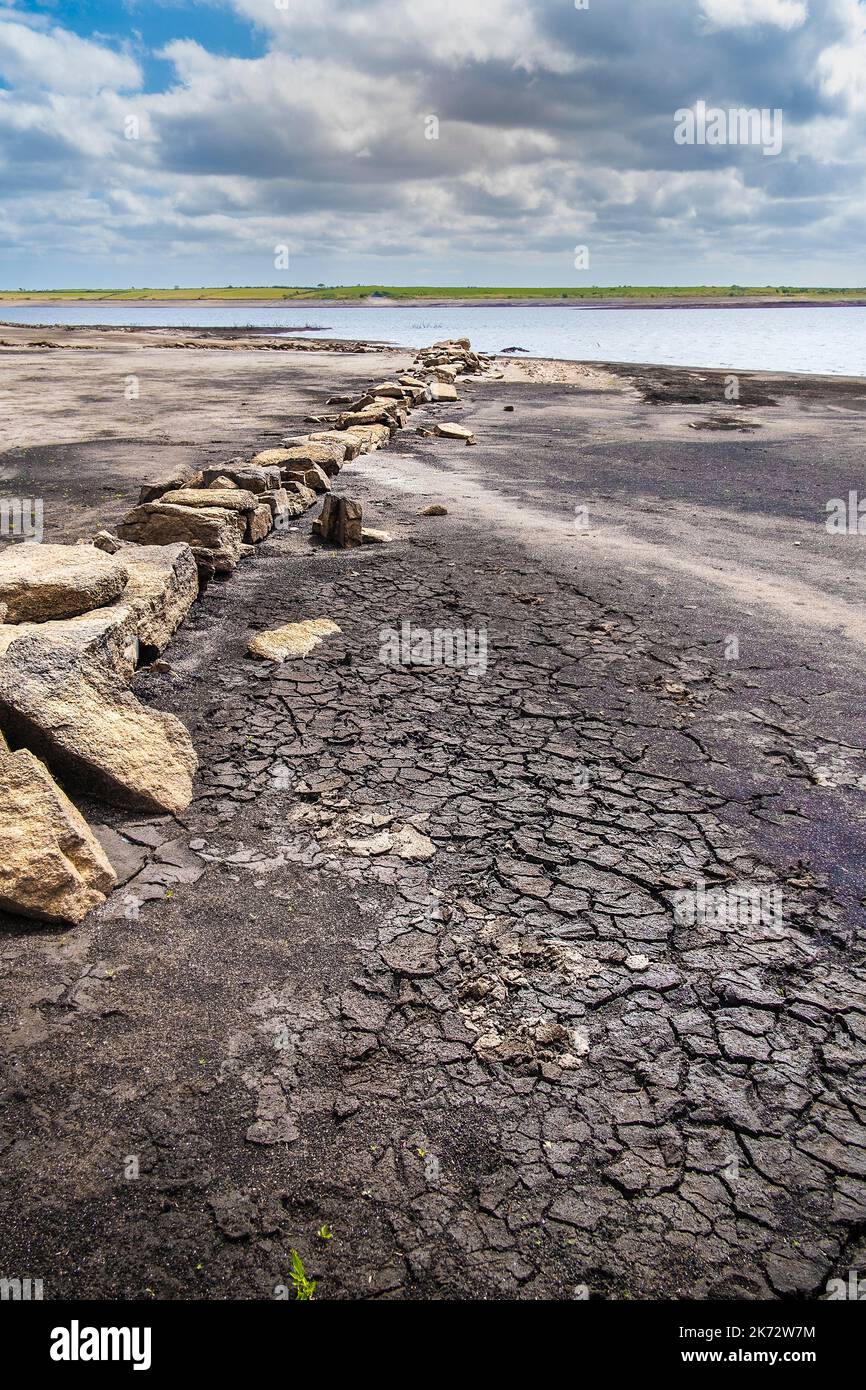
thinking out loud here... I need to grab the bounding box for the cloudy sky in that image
[1,0,865,287]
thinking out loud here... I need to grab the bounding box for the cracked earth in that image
[1,338,865,1300]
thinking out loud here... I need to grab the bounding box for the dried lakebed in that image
[0,334,865,1300]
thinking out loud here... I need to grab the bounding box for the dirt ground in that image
[0,327,865,1301]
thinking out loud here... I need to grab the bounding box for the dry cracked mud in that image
[1,335,865,1301]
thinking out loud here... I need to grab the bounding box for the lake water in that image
[2,302,864,376]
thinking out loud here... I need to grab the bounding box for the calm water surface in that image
[2,303,864,376]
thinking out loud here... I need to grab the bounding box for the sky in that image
[0,0,865,288]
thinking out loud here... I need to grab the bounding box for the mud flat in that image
[0,323,865,1301]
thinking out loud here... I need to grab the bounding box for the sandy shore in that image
[1,325,865,1301]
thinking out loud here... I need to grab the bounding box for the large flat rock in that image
[341,424,392,451]
[253,442,346,477]
[117,503,244,574]
[336,403,400,430]
[158,487,258,513]
[0,543,129,623]
[0,605,140,681]
[0,732,116,925]
[101,541,199,654]
[0,623,197,814]
[201,464,280,493]
[427,381,459,402]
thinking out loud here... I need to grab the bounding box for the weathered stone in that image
[312,495,363,548]
[90,530,123,554]
[118,503,244,575]
[159,487,258,514]
[202,464,279,493]
[342,423,391,451]
[256,486,285,517]
[258,441,346,477]
[280,462,332,493]
[373,382,414,400]
[375,378,425,405]
[251,448,302,469]
[0,544,129,623]
[0,732,116,925]
[138,470,203,505]
[625,953,650,972]
[0,625,197,814]
[247,618,341,662]
[246,503,273,543]
[0,605,139,682]
[427,381,458,402]
[280,481,318,508]
[361,527,392,544]
[420,504,448,516]
[269,494,315,535]
[336,402,401,431]
[433,422,476,444]
[191,549,216,582]
[307,431,363,460]
[91,542,198,655]
[256,488,292,525]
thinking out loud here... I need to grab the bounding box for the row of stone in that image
[112,335,488,568]
[0,337,489,925]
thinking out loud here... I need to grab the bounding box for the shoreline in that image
[1,321,863,384]
[2,294,866,311]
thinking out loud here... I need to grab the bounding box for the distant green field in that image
[0,285,864,303]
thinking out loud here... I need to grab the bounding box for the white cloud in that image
[0,15,141,93]
[231,0,579,72]
[817,0,866,111]
[699,0,808,29]
[0,0,863,283]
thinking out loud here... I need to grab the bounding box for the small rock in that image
[247,618,341,662]
[433,423,476,444]
[420,504,448,517]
